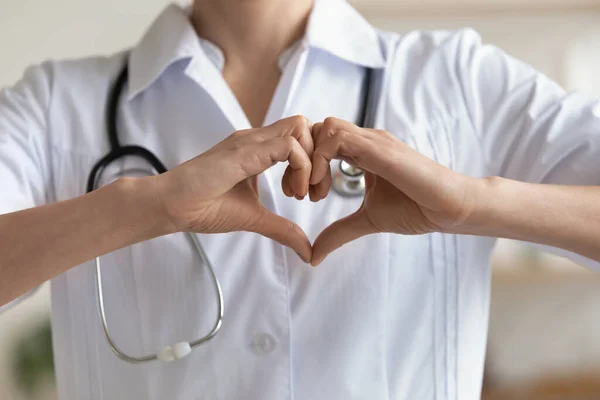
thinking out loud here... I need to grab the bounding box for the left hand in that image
[305,117,477,266]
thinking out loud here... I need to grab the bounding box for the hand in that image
[154,116,314,262]
[309,117,476,266]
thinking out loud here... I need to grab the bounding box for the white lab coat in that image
[1,1,600,399]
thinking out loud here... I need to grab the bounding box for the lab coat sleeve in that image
[0,63,54,312]
[454,29,600,270]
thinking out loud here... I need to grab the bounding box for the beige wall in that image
[371,12,600,94]
[0,0,186,86]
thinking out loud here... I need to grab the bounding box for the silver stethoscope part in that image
[94,166,224,364]
[332,160,365,197]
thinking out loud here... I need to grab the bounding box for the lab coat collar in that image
[128,4,200,100]
[127,1,385,100]
[305,0,385,69]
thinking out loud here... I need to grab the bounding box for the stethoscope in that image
[333,68,379,198]
[87,58,380,364]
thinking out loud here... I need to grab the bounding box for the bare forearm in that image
[0,176,172,307]
[464,177,600,262]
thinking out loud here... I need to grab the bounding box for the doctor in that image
[1,0,600,399]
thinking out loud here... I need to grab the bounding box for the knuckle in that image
[319,117,339,141]
[323,116,339,128]
[283,135,297,147]
[284,115,310,135]
[289,114,309,127]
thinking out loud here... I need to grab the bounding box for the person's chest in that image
[47,44,474,339]
[47,46,488,399]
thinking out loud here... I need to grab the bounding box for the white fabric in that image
[1,1,600,399]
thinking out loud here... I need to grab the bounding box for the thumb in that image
[249,207,312,263]
[311,208,378,266]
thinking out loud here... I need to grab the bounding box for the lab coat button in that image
[251,333,277,355]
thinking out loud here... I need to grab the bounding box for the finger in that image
[267,115,314,157]
[311,208,378,266]
[309,167,332,202]
[312,117,369,148]
[310,118,377,186]
[323,117,371,136]
[310,132,367,185]
[281,166,295,198]
[309,185,318,202]
[309,123,333,201]
[311,122,324,147]
[320,167,333,199]
[292,119,314,159]
[268,137,312,197]
[244,136,311,195]
[250,208,312,263]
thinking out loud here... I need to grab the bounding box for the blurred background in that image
[1,0,600,399]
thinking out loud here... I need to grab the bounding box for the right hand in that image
[153,116,314,262]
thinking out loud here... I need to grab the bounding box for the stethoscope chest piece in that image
[332,160,365,197]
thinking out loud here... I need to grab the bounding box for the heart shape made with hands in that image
[274,116,465,267]
[169,115,469,268]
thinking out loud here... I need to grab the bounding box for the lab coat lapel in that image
[183,55,252,131]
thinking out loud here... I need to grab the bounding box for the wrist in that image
[114,176,178,236]
[459,176,504,236]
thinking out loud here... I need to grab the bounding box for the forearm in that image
[0,176,172,307]
[464,177,600,262]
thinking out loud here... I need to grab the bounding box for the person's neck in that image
[191,0,313,70]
